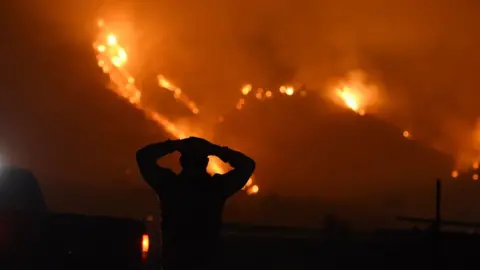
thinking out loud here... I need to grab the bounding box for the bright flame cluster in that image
[336,86,366,115]
[233,84,307,110]
[93,19,258,194]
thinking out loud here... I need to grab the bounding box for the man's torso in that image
[156,174,226,265]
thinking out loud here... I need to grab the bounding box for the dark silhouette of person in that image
[136,137,255,270]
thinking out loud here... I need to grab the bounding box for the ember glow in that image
[233,84,303,111]
[93,19,257,194]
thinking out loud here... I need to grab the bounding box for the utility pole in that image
[398,178,480,267]
[435,179,442,231]
[432,179,441,270]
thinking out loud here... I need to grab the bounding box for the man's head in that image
[179,152,209,173]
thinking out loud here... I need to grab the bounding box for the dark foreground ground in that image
[146,225,480,270]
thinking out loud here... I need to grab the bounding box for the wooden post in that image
[435,179,441,231]
[433,179,441,269]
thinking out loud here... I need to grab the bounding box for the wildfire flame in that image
[157,75,200,115]
[93,19,256,194]
[335,86,366,115]
[94,19,476,187]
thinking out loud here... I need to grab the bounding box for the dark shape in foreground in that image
[137,137,255,269]
[0,166,148,269]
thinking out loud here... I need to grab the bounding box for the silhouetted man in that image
[136,137,255,270]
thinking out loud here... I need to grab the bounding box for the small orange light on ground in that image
[142,234,149,259]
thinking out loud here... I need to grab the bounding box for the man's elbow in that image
[135,148,149,165]
[243,157,256,176]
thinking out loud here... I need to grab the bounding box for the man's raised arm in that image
[210,144,256,197]
[136,140,178,190]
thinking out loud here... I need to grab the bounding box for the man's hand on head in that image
[179,137,214,155]
[165,139,184,152]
